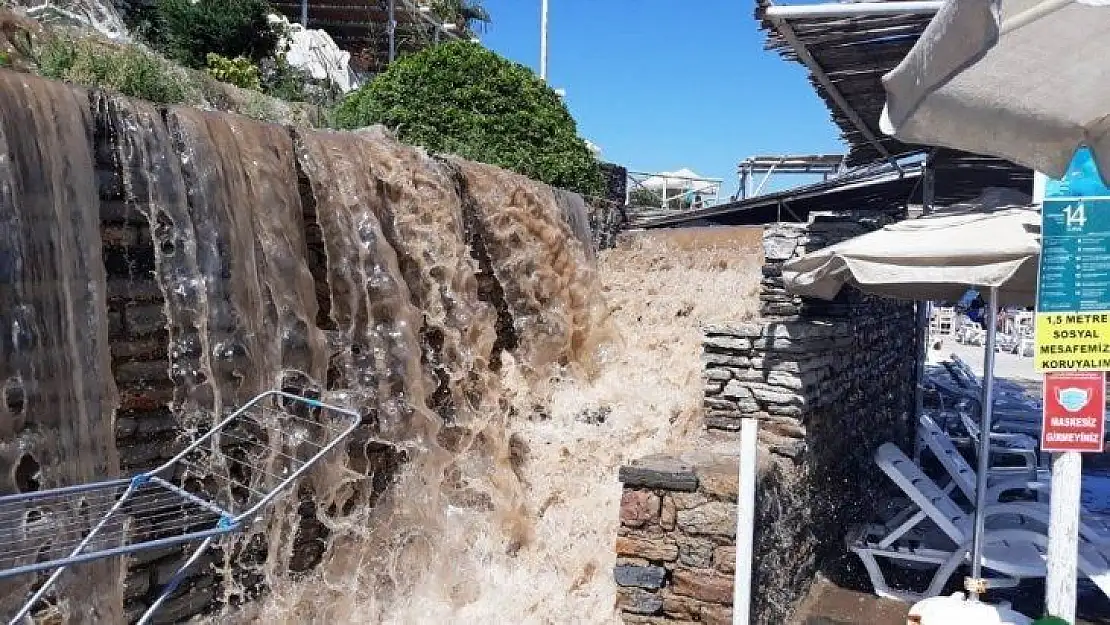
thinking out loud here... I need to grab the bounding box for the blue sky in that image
[478,0,844,197]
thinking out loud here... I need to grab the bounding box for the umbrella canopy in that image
[640,168,715,193]
[880,0,1110,186]
[781,188,1039,305]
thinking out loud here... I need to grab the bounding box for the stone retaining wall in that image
[96,135,219,622]
[615,210,918,624]
[615,451,798,625]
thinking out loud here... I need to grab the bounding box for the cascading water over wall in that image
[0,68,607,622]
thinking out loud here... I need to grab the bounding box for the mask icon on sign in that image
[1056,387,1093,413]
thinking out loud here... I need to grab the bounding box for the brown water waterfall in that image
[0,68,637,624]
[447,159,606,376]
[104,97,348,605]
[0,72,123,622]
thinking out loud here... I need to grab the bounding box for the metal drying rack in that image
[0,390,361,625]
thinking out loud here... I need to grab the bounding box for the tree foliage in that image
[127,0,281,69]
[428,0,490,35]
[332,41,602,196]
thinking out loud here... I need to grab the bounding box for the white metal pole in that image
[967,285,998,599]
[912,159,935,461]
[733,418,758,625]
[540,0,549,80]
[1046,450,1082,621]
[388,0,397,63]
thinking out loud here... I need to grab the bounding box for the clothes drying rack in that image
[0,390,361,625]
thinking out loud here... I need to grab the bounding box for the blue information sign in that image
[1038,198,1110,313]
[1036,148,1110,371]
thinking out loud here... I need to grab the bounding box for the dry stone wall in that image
[615,210,918,624]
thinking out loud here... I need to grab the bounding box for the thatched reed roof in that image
[756,0,1031,204]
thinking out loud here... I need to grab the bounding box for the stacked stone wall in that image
[615,452,796,625]
[615,209,918,624]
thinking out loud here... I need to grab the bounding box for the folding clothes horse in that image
[0,390,361,625]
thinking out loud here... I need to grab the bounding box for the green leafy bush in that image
[332,41,601,196]
[0,51,9,68]
[205,53,261,91]
[128,0,281,69]
[35,37,186,104]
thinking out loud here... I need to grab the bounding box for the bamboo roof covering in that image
[757,0,930,166]
[756,0,1031,202]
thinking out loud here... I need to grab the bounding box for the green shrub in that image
[242,93,276,122]
[332,41,602,196]
[258,53,342,108]
[35,37,186,104]
[205,53,261,91]
[0,51,9,68]
[129,0,281,69]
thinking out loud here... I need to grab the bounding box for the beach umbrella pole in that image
[968,286,999,599]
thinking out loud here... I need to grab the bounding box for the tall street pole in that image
[388,0,397,63]
[540,0,549,80]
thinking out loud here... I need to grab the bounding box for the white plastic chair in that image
[849,443,1110,603]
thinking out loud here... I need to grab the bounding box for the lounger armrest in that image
[987,442,1037,472]
[987,479,1045,502]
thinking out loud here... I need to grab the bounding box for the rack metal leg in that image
[137,537,216,625]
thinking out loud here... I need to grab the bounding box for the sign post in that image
[1035,147,1110,622]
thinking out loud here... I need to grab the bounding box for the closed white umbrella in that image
[880,0,1110,185]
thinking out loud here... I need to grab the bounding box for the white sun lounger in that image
[918,413,1045,488]
[923,375,1041,438]
[924,407,1043,474]
[917,414,1110,546]
[850,443,1110,603]
[947,356,1038,407]
[953,408,1043,465]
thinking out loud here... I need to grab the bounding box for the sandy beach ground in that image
[929,335,1041,382]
